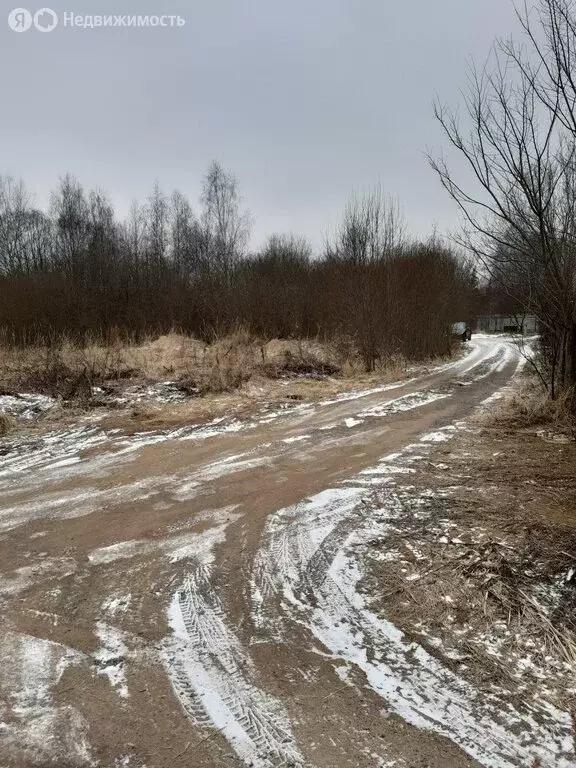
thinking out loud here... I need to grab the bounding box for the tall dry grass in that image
[0,412,15,436]
[0,329,408,400]
[478,378,575,430]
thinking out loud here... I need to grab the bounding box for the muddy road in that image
[0,336,572,768]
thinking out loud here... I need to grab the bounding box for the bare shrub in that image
[17,347,93,400]
[190,359,252,395]
[179,330,257,395]
[81,341,137,380]
[261,348,340,380]
[0,329,418,408]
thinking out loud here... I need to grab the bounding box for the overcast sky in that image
[1,0,520,251]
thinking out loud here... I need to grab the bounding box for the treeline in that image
[0,164,475,370]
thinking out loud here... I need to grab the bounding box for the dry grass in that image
[120,388,264,432]
[0,340,135,398]
[0,330,449,436]
[364,395,576,708]
[428,522,576,661]
[371,512,576,707]
[477,377,576,431]
[0,412,15,436]
[0,330,412,401]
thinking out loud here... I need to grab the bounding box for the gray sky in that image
[1,0,519,251]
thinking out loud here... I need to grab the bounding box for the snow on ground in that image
[283,434,312,443]
[0,382,191,426]
[165,571,305,768]
[171,454,271,502]
[162,519,305,768]
[93,622,130,699]
[92,380,192,405]
[251,420,575,767]
[101,593,132,618]
[0,442,270,532]
[0,393,56,420]
[88,516,239,566]
[0,632,93,766]
[0,556,77,597]
[317,377,418,406]
[356,390,449,420]
[0,349,498,532]
[370,477,576,705]
[302,552,573,767]
[0,477,169,533]
[0,334,540,766]
[114,756,147,768]
[0,417,253,495]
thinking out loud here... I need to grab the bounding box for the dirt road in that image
[0,336,572,768]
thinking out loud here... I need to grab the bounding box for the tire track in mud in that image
[250,426,576,768]
[163,565,305,768]
[251,488,364,638]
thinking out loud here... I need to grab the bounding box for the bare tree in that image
[201,161,251,277]
[51,174,92,287]
[325,189,406,370]
[326,187,405,265]
[430,0,576,398]
[0,176,35,275]
[24,209,54,273]
[0,167,478,362]
[123,200,147,267]
[146,181,169,268]
[170,189,207,279]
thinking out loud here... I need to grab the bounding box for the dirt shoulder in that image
[361,397,576,718]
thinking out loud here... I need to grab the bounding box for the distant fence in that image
[476,315,538,334]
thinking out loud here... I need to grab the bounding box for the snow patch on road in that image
[0,476,167,533]
[0,632,93,766]
[88,519,236,566]
[357,390,448,420]
[101,593,132,618]
[283,434,312,443]
[299,552,573,768]
[0,416,251,496]
[0,337,505,494]
[318,378,416,407]
[0,556,77,597]
[161,515,305,767]
[420,429,453,443]
[93,622,129,698]
[164,570,304,767]
[172,454,271,502]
